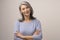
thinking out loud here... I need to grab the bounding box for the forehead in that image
[21,5,27,8]
[21,4,30,8]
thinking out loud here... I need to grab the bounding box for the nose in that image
[25,8,27,12]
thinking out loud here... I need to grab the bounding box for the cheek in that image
[20,11,26,16]
[28,8,30,11]
[20,10,24,13]
[27,8,31,13]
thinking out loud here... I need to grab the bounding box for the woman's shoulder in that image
[33,19,41,23]
[33,19,41,26]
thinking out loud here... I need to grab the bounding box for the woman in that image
[14,1,42,40]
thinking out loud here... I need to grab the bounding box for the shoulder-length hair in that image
[19,1,36,22]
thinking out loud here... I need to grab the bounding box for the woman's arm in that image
[15,31,33,40]
[22,30,41,38]
[15,30,41,40]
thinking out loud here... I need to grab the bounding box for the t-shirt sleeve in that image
[14,20,20,33]
[35,20,41,30]
[32,20,42,40]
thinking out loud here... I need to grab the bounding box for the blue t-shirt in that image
[14,19,42,40]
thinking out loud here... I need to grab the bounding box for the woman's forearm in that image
[22,36,33,39]
[16,30,41,39]
[15,33,33,40]
[22,36,33,40]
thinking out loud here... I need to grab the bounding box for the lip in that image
[24,13,30,16]
[25,13,29,15]
[24,12,29,14]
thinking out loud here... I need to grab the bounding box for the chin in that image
[25,14,30,16]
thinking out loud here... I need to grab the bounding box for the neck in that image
[24,16,31,21]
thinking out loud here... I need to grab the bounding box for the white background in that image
[0,0,60,40]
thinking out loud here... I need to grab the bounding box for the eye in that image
[22,8,25,10]
[26,6,29,9]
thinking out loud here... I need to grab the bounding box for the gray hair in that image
[19,1,33,12]
[18,1,36,22]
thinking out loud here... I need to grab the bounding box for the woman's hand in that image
[16,31,24,38]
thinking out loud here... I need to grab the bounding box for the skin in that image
[15,5,41,40]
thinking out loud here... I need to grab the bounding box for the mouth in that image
[25,13,29,15]
[24,12,30,16]
[25,11,30,14]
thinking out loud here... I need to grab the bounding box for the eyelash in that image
[22,7,29,10]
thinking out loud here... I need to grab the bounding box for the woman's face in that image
[20,5,30,16]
